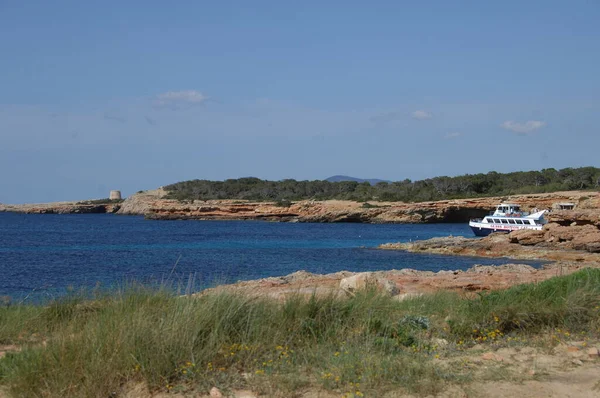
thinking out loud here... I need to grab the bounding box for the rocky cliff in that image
[133,190,599,224]
[3,190,599,224]
[0,201,121,214]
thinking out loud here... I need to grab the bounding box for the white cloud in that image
[154,90,209,109]
[411,110,432,120]
[501,120,546,134]
[444,132,462,139]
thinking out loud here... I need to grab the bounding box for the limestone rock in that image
[393,292,423,302]
[210,387,223,397]
[509,229,545,246]
[432,338,449,348]
[542,223,600,252]
[570,231,600,252]
[117,188,167,215]
[339,272,399,296]
[467,264,536,274]
[587,347,600,358]
[548,208,600,227]
[544,223,598,242]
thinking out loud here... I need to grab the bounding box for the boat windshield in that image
[496,205,521,213]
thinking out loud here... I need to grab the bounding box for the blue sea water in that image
[0,213,543,301]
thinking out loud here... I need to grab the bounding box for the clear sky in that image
[1,0,599,203]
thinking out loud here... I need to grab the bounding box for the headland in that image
[2,188,599,225]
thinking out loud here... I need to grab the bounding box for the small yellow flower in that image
[334,352,340,357]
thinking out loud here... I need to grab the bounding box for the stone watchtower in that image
[109,190,122,200]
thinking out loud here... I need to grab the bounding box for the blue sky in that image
[1,1,599,203]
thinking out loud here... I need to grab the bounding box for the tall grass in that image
[1,269,599,397]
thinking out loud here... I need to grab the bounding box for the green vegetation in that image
[164,166,600,202]
[274,199,293,207]
[361,202,385,209]
[1,270,600,397]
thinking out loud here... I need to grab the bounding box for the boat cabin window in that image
[501,219,508,224]
[498,204,521,213]
[515,220,523,224]
[494,219,501,223]
[508,219,516,224]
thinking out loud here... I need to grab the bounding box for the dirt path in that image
[468,364,600,398]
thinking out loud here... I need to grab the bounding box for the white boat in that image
[469,203,547,237]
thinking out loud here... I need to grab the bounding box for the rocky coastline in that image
[201,231,600,302]
[3,189,599,300]
[3,189,598,224]
[197,199,600,300]
[0,201,122,215]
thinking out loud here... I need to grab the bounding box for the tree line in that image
[164,167,600,203]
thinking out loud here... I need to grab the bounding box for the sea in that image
[0,213,544,301]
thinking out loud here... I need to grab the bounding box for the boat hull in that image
[469,225,508,237]
[468,221,543,237]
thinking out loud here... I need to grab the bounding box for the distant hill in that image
[325,175,391,185]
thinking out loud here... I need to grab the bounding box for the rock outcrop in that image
[381,218,600,260]
[0,201,120,214]
[339,272,400,296]
[197,259,600,301]
[508,229,546,246]
[128,190,600,224]
[538,223,600,253]
[3,190,599,225]
[116,188,168,215]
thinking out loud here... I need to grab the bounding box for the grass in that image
[1,269,600,397]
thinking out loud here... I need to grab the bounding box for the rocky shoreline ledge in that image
[201,210,600,300]
[2,189,599,224]
[200,259,599,304]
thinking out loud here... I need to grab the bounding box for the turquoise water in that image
[0,213,543,300]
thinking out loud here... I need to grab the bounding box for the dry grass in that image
[0,270,599,397]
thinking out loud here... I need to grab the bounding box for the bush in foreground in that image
[1,269,600,397]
